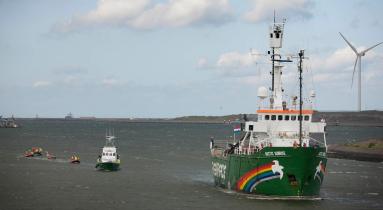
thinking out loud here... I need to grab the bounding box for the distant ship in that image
[96,131,120,171]
[210,17,327,198]
[65,112,74,119]
[0,115,19,128]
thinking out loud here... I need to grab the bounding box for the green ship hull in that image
[95,162,120,171]
[211,147,326,197]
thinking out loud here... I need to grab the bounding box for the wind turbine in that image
[339,32,382,112]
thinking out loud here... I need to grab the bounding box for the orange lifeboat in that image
[70,155,80,164]
[31,147,43,156]
[24,150,34,157]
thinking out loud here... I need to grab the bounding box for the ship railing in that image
[211,139,233,158]
[235,138,273,155]
[234,146,262,155]
[308,136,327,149]
[257,105,314,111]
[212,140,230,149]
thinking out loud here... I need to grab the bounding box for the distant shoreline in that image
[14,110,383,127]
[11,114,383,163]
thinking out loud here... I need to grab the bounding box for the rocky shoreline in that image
[327,139,383,162]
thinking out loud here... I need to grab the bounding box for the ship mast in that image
[268,15,290,110]
[271,12,275,92]
[298,50,304,146]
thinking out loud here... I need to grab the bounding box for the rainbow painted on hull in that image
[237,160,284,192]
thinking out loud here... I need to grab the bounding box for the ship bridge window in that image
[278,115,283,121]
[265,115,270,120]
[285,115,290,121]
[291,115,296,121]
[304,115,310,121]
[271,115,276,121]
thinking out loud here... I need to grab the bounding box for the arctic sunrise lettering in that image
[265,151,286,156]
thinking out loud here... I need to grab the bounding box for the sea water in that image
[0,119,382,210]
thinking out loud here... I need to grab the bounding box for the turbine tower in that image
[339,32,382,112]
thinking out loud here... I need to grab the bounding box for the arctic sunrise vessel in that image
[210,18,327,198]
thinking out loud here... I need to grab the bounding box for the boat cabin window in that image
[248,125,253,131]
[298,115,302,121]
[285,115,290,121]
[291,115,296,121]
[278,115,283,121]
[270,33,273,38]
[113,153,116,156]
[304,115,310,121]
[271,115,276,121]
[265,115,270,120]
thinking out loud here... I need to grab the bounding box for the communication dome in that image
[257,86,268,99]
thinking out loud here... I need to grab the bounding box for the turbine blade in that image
[339,32,358,54]
[361,42,383,54]
[351,56,358,88]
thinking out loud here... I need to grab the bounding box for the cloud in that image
[244,0,314,23]
[130,0,233,29]
[33,81,52,88]
[197,50,266,76]
[216,51,255,68]
[198,45,383,91]
[196,57,209,68]
[53,0,150,33]
[101,78,120,86]
[62,75,81,86]
[308,45,383,84]
[311,45,382,73]
[53,65,88,75]
[53,0,233,32]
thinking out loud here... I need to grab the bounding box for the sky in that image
[0,0,382,118]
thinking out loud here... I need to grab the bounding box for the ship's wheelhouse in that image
[101,147,117,162]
